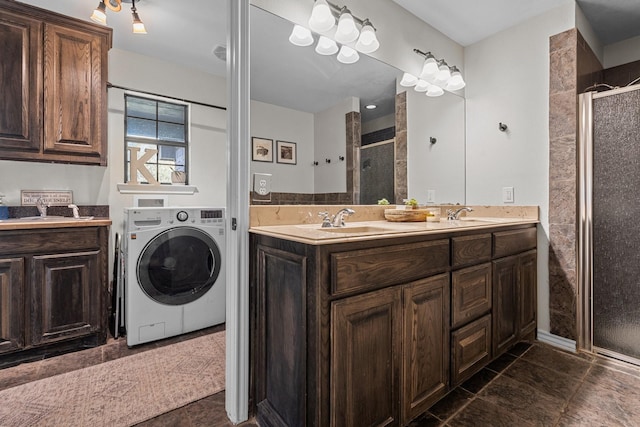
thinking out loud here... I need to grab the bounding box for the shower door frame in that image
[578,85,640,365]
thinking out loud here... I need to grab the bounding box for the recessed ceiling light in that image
[365,104,377,109]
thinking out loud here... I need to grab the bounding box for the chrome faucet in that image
[68,204,80,219]
[331,208,355,227]
[446,206,473,220]
[318,208,356,228]
[36,197,48,217]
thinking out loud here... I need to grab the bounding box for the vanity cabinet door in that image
[0,10,41,152]
[43,23,107,164]
[519,250,537,339]
[331,286,402,427]
[29,250,101,346]
[492,255,519,356]
[402,274,450,424]
[0,258,25,354]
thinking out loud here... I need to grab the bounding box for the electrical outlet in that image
[427,189,436,203]
[502,186,514,203]
[253,173,272,201]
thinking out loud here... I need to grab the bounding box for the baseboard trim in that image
[536,330,577,353]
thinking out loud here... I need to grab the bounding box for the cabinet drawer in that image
[331,239,449,296]
[0,228,101,256]
[451,314,492,385]
[493,227,536,258]
[451,263,492,329]
[452,234,491,267]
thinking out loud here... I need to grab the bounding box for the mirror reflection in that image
[250,5,465,205]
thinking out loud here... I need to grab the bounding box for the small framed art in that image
[276,140,297,165]
[252,137,273,162]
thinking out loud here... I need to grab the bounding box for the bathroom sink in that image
[319,226,392,234]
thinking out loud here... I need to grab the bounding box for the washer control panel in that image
[176,211,189,222]
[126,207,225,230]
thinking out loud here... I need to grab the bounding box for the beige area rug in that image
[0,331,225,427]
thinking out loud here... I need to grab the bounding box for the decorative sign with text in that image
[21,190,73,206]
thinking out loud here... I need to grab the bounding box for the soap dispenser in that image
[0,195,8,220]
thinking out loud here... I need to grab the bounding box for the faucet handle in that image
[318,211,332,228]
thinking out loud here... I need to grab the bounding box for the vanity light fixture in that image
[90,0,147,34]
[289,0,380,65]
[401,49,466,97]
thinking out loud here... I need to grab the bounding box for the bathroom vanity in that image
[250,213,537,426]
[0,218,111,367]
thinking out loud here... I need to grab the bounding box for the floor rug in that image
[0,331,225,427]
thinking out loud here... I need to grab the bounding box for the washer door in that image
[137,227,222,305]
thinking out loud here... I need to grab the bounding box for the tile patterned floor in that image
[2,334,640,426]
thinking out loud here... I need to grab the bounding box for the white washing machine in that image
[123,207,226,346]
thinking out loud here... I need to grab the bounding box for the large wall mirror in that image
[250,4,465,205]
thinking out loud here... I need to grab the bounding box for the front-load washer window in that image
[137,227,222,305]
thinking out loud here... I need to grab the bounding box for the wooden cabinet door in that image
[0,258,24,354]
[402,274,449,424]
[519,250,537,339]
[29,250,101,346]
[43,23,106,163]
[492,255,519,356]
[451,263,492,329]
[0,10,41,152]
[331,286,402,427]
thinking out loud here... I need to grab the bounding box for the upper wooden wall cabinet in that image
[0,0,112,166]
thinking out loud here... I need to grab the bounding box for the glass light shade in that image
[355,24,379,53]
[337,45,359,64]
[315,36,338,55]
[436,61,451,82]
[446,69,466,91]
[132,11,147,34]
[335,10,359,44]
[308,0,335,33]
[399,73,418,87]
[426,84,444,97]
[90,1,107,25]
[420,57,438,80]
[414,80,430,92]
[289,25,314,46]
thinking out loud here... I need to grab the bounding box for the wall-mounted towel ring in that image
[499,122,508,132]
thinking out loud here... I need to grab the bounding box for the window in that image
[125,94,189,184]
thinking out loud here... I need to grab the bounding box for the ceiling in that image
[15,0,640,118]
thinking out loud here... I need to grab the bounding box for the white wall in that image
[464,4,575,333]
[406,90,465,205]
[362,113,395,135]
[604,35,640,69]
[575,3,604,64]
[250,101,315,193]
[314,97,359,193]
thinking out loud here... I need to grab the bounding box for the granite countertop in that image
[250,217,538,245]
[0,217,112,231]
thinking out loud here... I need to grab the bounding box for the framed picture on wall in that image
[276,141,297,165]
[251,137,273,162]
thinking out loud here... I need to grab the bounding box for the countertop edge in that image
[0,218,112,231]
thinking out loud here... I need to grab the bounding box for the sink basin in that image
[319,226,391,234]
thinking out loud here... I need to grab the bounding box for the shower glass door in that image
[591,86,640,361]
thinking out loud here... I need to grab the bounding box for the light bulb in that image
[446,67,466,91]
[90,1,107,25]
[315,36,338,55]
[400,73,418,87]
[289,25,314,47]
[335,8,359,44]
[419,53,438,80]
[308,0,335,33]
[414,80,430,92]
[337,45,359,64]
[355,20,379,53]
[427,85,444,97]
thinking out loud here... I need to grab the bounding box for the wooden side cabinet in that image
[0,258,25,354]
[0,0,111,165]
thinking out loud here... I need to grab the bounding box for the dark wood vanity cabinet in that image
[0,0,111,165]
[0,226,108,364]
[251,223,537,427]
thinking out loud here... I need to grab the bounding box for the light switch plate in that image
[253,173,272,202]
[427,189,436,203]
[502,186,514,203]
